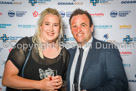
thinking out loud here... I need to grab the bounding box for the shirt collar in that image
[77,36,93,51]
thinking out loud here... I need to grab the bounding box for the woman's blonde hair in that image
[32,8,63,59]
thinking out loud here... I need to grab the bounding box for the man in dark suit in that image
[66,9,128,91]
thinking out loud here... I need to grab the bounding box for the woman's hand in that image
[39,76,62,91]
[51,75,63,90]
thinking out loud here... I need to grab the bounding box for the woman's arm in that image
[2,60,58,91]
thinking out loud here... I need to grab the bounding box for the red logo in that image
[0,87,2,90]
[9,48,12,53]
[120,51,132,55]
[33,11,40,17]
[90,13,104,16]
[0,12,2,16]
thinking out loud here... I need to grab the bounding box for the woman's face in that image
[40,14,60,43]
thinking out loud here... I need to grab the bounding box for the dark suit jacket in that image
[67,38,128,91]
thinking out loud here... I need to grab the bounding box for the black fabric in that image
[74,48,84,84]
[6,36,70,91]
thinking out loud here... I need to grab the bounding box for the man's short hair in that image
[69,8,93,27]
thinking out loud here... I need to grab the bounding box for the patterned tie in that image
[74,48,84,84]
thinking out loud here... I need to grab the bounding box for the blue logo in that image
[103,33,109,40]
[0,34,23,43]
[8,10,27,17]
[90,0,113,6]
[94,25,112,29]
[8,10,15,17]
[59,11,72,18]
[123,64,131,67]
[110,10,117,18]
[0,24,12,28]
[18,25,35,28]
[123,35,133,44]
[110,10,131,18]
[64,35,75,41]
[29,0,51,6]
[0,34,9,42]
[90,0,99,6]
[59,11,65,18]
[29,0,37,6]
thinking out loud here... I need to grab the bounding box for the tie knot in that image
[79,48,84,53]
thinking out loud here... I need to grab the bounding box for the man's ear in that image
[90,24,94,33]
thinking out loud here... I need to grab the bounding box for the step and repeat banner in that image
[0,0,136,91]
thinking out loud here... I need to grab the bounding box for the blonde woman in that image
[2,8,69,91]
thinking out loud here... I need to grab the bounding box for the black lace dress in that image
[6,37,70,91]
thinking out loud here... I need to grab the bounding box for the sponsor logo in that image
[0,24,12,28]
[8,10,27,17]
[110,10,131,18]
[123,35,133,44]
[119,25,131,29]
[121,0,136,4]
[32,11,40,17]
[90,13,104,17]
[59,11,65,18]
[128,75,136,83]
[0,34,9,42]
[8,10,15,17]
[66,11,71,17]
[64,35,75,41]
[0,0,22,5]
[90,0,113,6]
[120,51,132,55]
[120,25,132,29]
[58,0,83,5]
[103,34,135,49]
[18,25,35,28]
[110,10,117,18]
[0,87,2,90]
[103,33,109,41]
[123,64,131,67]
[63,24,68,29]
[9,48,12,52]
[0,34,23,42]
[128,80,136,82]
[0,12,2,16]
[94,25,112,29]
[103,34,117,43]
[16,11,27,17]
[59,11,72,18]
[29,0,51,6]
[120,51,132,56]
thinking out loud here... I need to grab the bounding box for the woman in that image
[2,8,69,91]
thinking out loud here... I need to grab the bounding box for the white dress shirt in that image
[70,37,93,91]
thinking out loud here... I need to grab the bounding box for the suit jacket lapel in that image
[81,38,97,79]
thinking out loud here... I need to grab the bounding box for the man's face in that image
[70,14,93,45]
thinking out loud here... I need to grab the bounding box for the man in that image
[66,9,128,91]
